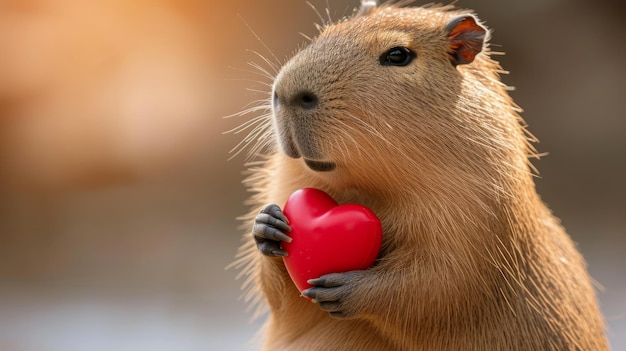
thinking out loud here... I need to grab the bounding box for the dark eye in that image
[379,47,415,66]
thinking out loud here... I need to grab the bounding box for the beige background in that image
[0,0,624,350]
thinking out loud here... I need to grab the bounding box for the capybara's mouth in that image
[304,159,336,172]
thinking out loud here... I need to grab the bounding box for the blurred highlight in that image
[0,0,217,189]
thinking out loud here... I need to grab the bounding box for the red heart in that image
[282,188,382,292]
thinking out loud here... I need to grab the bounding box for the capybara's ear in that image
[356,0,377,17]
[446,15,487,66]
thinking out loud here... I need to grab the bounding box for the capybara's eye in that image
[379,47,415,66]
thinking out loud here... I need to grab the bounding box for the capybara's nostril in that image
[291,90,319,110]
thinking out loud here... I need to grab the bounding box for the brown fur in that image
[232,2,608,350]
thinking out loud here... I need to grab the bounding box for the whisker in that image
[246,88,272,94]
[223,101,270,119]
[238,14,281,71]
[306,1,328,28]
[227,117,274,161]
[247,50,280,80]
[224,113,269,135]
[245,130,275,162]
[226,68,273,88]
[324,1,333,25]
[223,77,272,88]
[299,32,313,42]
[223,20,279,162]
[247,60,277,81]
[226,124,264,157]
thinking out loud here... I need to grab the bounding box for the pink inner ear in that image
[447,16,486,65]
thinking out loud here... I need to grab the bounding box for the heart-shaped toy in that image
[282,188,382,293]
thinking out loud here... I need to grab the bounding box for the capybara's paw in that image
[302,271,364,318]
[253,204,292,257]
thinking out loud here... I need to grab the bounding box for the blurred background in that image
[0,0,623,350]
